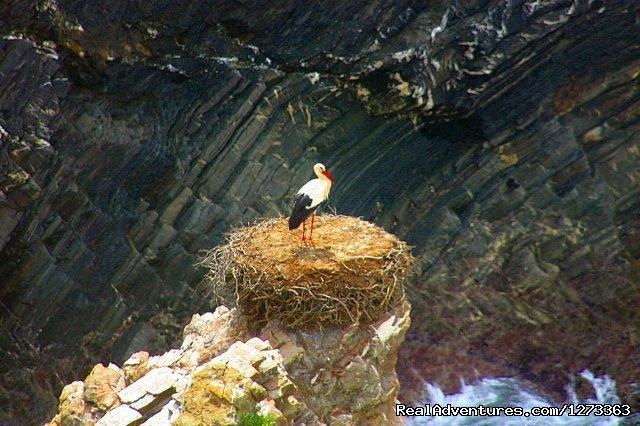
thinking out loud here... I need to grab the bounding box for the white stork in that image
[288,163,335,241]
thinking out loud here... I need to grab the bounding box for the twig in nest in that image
[199,215,414,329]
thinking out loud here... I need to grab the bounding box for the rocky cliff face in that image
[1,0,640,423]
[46,303,410,425]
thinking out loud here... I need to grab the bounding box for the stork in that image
[288,163,335,241]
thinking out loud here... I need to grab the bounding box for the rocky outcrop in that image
[47,303,410,425]
[1,1,639,423]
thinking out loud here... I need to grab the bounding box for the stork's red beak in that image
[323,170,335,184]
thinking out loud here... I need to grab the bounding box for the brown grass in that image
[201,214,413,329]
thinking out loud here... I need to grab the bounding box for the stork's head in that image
[314,163,335,184]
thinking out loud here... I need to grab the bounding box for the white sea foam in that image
[406,370,623,425]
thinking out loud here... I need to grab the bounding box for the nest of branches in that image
[201,214,413,329]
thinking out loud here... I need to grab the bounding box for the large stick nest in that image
[201,214,413,329]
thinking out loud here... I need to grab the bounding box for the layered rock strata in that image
[1,1,639,422]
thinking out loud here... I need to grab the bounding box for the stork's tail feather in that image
[289,193,315,230]
[289,210,311,230]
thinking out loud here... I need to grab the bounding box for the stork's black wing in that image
[288,193,316,230]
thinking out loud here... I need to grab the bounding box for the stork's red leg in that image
[302,219,306,241]
[309,213,315,241]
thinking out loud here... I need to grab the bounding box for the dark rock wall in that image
[1,0,639,422]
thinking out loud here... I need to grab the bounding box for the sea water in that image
[406,370,628,425]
